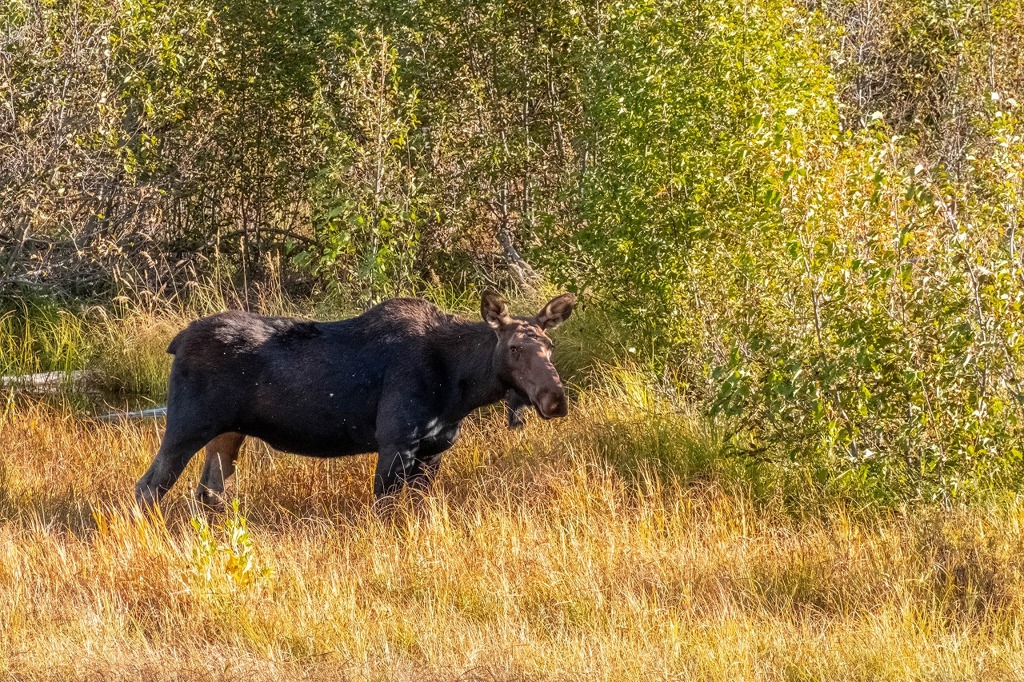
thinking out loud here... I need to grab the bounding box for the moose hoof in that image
[134,482,161,509]
[195,488,227,512]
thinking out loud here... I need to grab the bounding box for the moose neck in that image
[442,320,509,418]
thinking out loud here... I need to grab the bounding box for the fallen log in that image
[94,406,167,422]
[0,370,97,391]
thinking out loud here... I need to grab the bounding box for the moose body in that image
[134,291,575,508]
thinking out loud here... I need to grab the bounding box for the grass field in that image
[2,300,1024,680]
[3,383,1024,680]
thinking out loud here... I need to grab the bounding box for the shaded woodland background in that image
[3,0,1024,500]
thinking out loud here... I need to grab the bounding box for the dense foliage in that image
[2,0,1023,499]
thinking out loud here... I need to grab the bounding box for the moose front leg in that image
[505,389,529,430]
[373,444,419,499]
[407,424,461,491]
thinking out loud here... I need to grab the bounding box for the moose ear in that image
[481,290,512,329]
[536,293,576,330]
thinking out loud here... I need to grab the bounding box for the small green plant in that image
[190,500,266,592]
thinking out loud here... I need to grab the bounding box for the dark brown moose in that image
[135,291,575,508]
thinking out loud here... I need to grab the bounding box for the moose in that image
[135,291,575,509]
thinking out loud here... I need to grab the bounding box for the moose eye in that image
[510,345,521,355]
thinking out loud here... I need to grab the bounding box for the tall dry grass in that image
[2,372,1024,680]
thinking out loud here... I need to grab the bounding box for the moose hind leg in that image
[135,427,215,508]
[196,432,245,510]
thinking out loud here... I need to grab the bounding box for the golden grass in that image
[2,386,1024,681]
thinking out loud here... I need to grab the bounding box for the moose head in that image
[481,290,575,420]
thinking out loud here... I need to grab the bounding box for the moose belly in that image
[235,375,381,457]
[236,398,379,458]
[240,420,378,458]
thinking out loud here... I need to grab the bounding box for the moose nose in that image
[539,389,568,419]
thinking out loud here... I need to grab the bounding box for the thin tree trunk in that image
[495,186,539,291]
